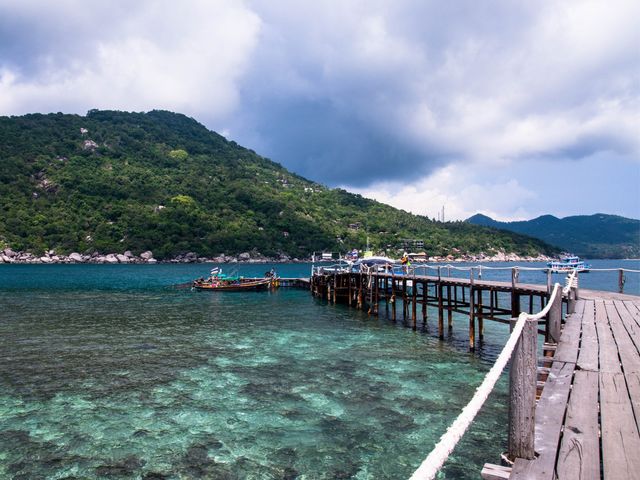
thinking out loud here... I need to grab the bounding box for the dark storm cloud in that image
[228,97,452,185]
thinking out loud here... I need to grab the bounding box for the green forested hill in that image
[0,110,556,259]
[467,213,640,259]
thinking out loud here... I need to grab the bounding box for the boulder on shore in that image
[69,252,84,263]
[140,251,154,260]
[116,254,130,263]
[104,254,119,264]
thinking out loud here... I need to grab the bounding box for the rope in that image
[409,282,563,479]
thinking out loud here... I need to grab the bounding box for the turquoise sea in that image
[0,260,637,479]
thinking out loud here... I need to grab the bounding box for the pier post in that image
[619,269,625,294]
[391,275,397,321]
[438,282,444,339]
[508,317,537,461]
[412,279,417,330]
[422,281,427,325]
[469,269,476,351]
[478,289,484,341]
[547,287,562,344]
[348,273,352,307]
[511,267,521,317]
[374,274,379,315]
[333,275,337,304]
[402,278,408,321]
[384,276,389,312]
[447,285,453,330]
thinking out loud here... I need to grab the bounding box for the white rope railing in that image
[409,282,564,480]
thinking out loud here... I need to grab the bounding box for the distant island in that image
[0,110,558,262]
[466,213,640,259]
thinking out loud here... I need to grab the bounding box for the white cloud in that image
[345,164,538,222]
[0,0,261,119]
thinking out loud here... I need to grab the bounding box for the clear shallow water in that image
[0,261,635,479]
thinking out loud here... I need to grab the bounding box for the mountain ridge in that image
[0,109,558,259]
[466,213,640,259]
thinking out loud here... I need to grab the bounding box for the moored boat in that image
[192,268,273,291]
[546,255,591,273]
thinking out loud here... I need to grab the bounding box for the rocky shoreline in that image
[0,248,552,265]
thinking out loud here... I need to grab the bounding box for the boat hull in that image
[193,279,272,291]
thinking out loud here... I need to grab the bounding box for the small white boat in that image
[546,255,591,273]
[351,256,397,273]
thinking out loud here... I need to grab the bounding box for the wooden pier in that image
[503,293,640,480]
[310,269,555,350]
[311,267,640,479]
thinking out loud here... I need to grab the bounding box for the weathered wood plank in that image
[606,301,640,373]
[622,300,640,329]
[556,370,600,480]
[600,371,640,480]
[510,360,575,479]
[595,300,622,373]
[577,300,598,372]
[626,371,640,436]
[552,300,584,364]
[481,463,512,480]
[617,301,640,357]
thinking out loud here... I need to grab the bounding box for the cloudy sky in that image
[1,0,638,220]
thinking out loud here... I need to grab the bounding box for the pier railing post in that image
[547,287,562,344]
[508,316,537,461]
[619,269,625,294]
[567,274,577,314]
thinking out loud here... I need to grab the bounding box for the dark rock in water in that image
[204,437,223,450]
[182,443,220,477]
[135,343,157,350]
[275,447,297,460]
[282,466,299,479]
[142,472,169,480]
[370,406,416,430]
[7,461,27,474]
[332,467,359,479]
[133,429,151,438]
[0,429,31,444]
[95,455,145,476]
[185,444,209,464]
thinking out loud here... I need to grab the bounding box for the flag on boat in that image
[211,267,221,275]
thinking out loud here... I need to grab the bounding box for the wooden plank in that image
[552,300,584,364]
[510,360,575,479]
[556,370,600,480]
[626,371,640,435]
[577,300,598,372]
[622,300,640,328]
[595,300,621,373]
[606,301,640,373]
[617,301,640,357]
[481,464,512,480]
[600,371,640,480]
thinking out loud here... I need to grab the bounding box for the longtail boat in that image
[192,268,273,291]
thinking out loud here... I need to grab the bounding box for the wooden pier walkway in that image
[504,295,640,480]
[310,269,558,351]
[310,266,640,479]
